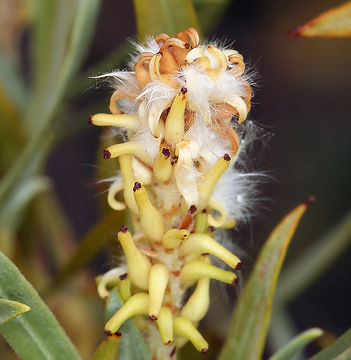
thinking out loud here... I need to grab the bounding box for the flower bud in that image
[156,307,173,345]
[164,91,187,145]
[91,113,140,131]
[133,184,164,243]
[198,155,231,210]
[119,155,138,215]
[105,293,149,334]
[180,233,241,270]
[148,264,169,319]
[162,228,189,249]
[173,316,208,353]
[181,259,237,284]
[180,277,210,323]
[153,148,173,182]
[118,228,151,290]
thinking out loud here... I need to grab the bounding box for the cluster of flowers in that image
[92,28,254,359]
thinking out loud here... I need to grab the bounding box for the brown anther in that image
[188,205,197,214]
[104,330,112,336]
[202,209,207,214]
[115,332,122,337]
[119,225,128,233]
[201,349,208,355]
[88,115,92,124]
[180,87,188,94]
[103,149,111,159]
[166,340,172,346]
[149,315,158,321]
[304,196,315,207]
[224,153,231,161]
[133,182,142,192]
[184,42,190,49]
[208,226,215,233]
[235,262,242,271]
[162,147,171,159]
[119,273,128,280]
[233,278,239,286]
[170,346,176,357]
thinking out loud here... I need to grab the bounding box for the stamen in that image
[164,91,187,145]
[104,293,149,334]
[148,264,169,318]
[180,233,241,269]
[153,149,173,182]
[133,183,165,243]
[162,228,189,249]
[107,181,126,211]
[156,307,174,345]
[173,317,209,353]
[118,228,151,290]
[180,260,237,284]
[105,142,152,166]
[119,276,131,302]
[91,113,140,131]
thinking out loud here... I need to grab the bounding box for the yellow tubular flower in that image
[93,27,254,356]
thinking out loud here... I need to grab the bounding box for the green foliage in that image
[0,251,81,360]
[219,202,308,360]
[0,299,30,325]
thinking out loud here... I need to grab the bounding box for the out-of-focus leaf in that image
[269,328,323,360]
[219,201,308,360]
[269,307,304,360]
[276,211,351,305]
[0,298,30,325]
[0,251,81,360]
[289,1,351,38]
[0,0,102,227]
[92,334,121,360]
[193,0,230,35]
[106,288,150,360]
[133,0,200,40]
[309,328,351,360]
[48,211,126,292]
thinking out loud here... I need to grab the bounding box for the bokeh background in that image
[0,0,350,359]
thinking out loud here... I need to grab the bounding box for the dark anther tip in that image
[165,340,172,346]
[88,115,93,124]
[119,273,128,280]
[287,28,302,38]
[181,86,188,94]
[133,182,142,192]
[223,153,231,161]
[104,330,112,336]
[149,315,158,321]
[119,225,128,233]
[201,209,207,214]
[189,205,197,214]
[201,349,208,355]
[184,43,190,49]
[233,277,239,286]
[235,262,242,271]
[170,347,177,357]
[303,196,315,207]
[115,332,122,337]
[162,147,171,158]
[103,149,111,159]
[208,226,215,233]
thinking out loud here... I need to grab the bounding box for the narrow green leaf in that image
[92,334,121,360]
[309,328,351,360]
[219,201,308,360]
[133,0,200,40]
[277,211,351,305]
[0,299,30,325]
[269,328,323,360]
[47,211,126,292]
[0,251,81,360]
[106,288,150,360]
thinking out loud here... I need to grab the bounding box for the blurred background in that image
[0,0,350,358]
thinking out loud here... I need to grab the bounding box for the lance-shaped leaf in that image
[219,201,309,360]
[269,328,323,360]
[309,328,351,360]
[92,333,121,360]
[289,1,351,38]
[0,251,81,360]
[0,299,30,325]
[106,288,150,360]
[133,0,200,40]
